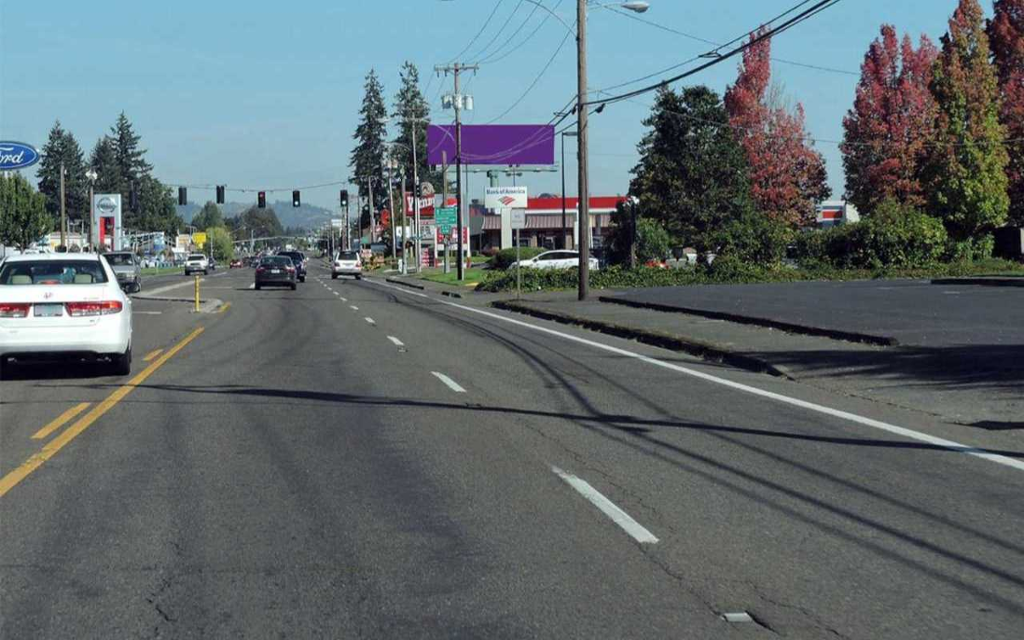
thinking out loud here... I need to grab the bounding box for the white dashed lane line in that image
[365,317,376,326]
[350,305,359,311]
[387,336,405,347]
[552,467,659,545]
[431,372,466,394]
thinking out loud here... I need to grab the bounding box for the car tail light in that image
[256,267,265,273]
[0,303,30,318]
[65,300,123,317]
[286,266,295,273]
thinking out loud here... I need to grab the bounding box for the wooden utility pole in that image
[59,162,67,249]
[577,0,591,300]
[435,62,479,281]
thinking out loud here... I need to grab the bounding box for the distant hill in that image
[177,200,333,232]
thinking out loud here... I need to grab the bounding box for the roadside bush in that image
[714,212,794,267]
[489,246,546,270]
[605,215,673,266]
[795,200,946,269]
[945,233,994,263]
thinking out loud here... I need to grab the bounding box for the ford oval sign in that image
[0,142,40,171]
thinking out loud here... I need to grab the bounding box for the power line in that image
[478,0,565,65]
[608,5,858,76]
[468,0,526,63]
[486,27,574,124]
[587,0,844,108]
[446,0,505,65]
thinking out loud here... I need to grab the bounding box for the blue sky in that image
[0,0,996,212]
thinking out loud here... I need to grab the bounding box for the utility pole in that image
[366,175,375,244]
[436,62,478,281]
[411,121,421,273]
[385,155,397,267]
[577,0,591,300]
[59,162,67,249]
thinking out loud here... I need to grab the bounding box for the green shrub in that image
[795,200,946,269]
[489,246,547,270]
[605,215,673,266]
[715,213,794,267]
[945,233,995,262]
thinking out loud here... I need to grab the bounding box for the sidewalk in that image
[495,291,1021,429]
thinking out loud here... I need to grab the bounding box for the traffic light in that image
[178,187,187,206]
[258,191,267,209]
[129,182,139,212]
[216,185,226,205]
[292,190,301,208]
[340,189,349,208]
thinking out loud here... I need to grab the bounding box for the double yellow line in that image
[0,327,205,498]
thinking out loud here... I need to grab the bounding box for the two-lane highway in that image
[2,262,1023,638]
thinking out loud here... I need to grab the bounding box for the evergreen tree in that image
[629,86,754,252]
[0,173,50,250]
[926,0,1010,239]
[37,120,89,224]
[134,175,182,236]
[350,69,389,213]
[842,26,938,214]
[88,136,120,194]
[724,29,831,228]
[192,201,224,230]
[110,112,153,186]
[988,0,1024,225]
[393,62,437,195]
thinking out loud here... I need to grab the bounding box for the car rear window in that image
[338,252,359,260]
[0,260,109,285]
[105,253,134,266]
[262,257,292,267]
[188,254,206,260]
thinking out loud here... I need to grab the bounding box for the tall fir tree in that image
[724,29,831,228]
[37,120,89,225]
[988,0,1024,225]
[110,112,153,187]
[393,62,438,202]
[88,136,120,194]
[926,0,1010,240]
[629,86,754,252]
[842,26,938,214]
[350,69,389,214]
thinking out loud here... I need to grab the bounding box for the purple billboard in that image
[427,124,555,166]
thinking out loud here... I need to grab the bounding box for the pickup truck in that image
[103,251,142,293]
[184,253,210,276]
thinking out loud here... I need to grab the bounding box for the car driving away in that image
[184,253,210,276]
[511,250,599,271]
[0,253,133,377]
[254,255,297,290]
[332,250,362,280]
[103,250,142,293]
[276,250,307,282]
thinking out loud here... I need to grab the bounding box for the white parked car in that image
[0,253,133,376]
[511,250,599,271]
[184,253,209,276]
[332,250,363,280]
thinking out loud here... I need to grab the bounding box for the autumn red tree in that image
[988,0,1024,225]
[841,26,938,215]
[724,29,831,228]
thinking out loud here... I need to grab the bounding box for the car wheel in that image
[356,275,362,280]
[134,278,142,293]
[111,344,132,376]
[203,269,208,276]
[255,283,261,290]
[299,276,306,282]
[331,274,338,280]
[291,283,297,290]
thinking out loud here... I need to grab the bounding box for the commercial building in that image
[474,195,628,251]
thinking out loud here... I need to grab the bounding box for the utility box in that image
[993,227,1024,259]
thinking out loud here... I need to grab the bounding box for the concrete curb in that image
[385,277,426,291]
[133,296,224,314]
[598,296,899,347]
[931,277,1024,288]
[491,300,790,379]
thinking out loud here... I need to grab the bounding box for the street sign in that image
[510,209,527,230]
[192,232,208,247]
[486,186,528,210]
[436,206,457,234]
[331,218,344,229]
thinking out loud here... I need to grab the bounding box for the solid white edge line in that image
[365,279,1024,473]
[350,305,359,311]
[552,466,659,544]
[388,336,405,347]
[365,317,376,325]
[431,371,467,393]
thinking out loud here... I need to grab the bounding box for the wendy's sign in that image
[0,142,40,171]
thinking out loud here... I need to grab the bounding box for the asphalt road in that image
[2,264,1023,638]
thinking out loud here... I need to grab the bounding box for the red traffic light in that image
[257,191,267,208]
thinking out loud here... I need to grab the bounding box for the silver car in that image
[102,251,142,293]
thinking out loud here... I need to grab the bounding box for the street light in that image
[561,131,578,250]
[523,0,653,300]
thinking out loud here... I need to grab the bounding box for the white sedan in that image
[0,253,133,376]
[511,250,599,271]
